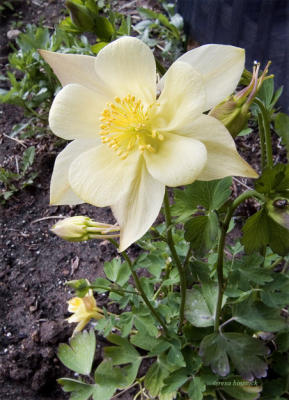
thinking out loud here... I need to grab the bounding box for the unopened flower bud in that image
[65,0,95,32]
[51,216,120,242]
[67,289,104,334]
[210,61,272,138]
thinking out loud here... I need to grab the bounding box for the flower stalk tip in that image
[51,216,120,242]
[210,61,272,138]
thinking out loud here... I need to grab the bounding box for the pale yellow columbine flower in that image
[67,290,103,334]
[40,37,257,251]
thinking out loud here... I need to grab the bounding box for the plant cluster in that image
[42,33,289,400]
[0,146,36,203]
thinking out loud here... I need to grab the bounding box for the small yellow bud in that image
[67,289,104,335]
[51,216,120,242]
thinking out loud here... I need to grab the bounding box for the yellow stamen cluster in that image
[99,94,163,159]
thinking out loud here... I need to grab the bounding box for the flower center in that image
[99,94,163,159]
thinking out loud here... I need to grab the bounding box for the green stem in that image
[214,190,265,331]
[90,284,140,296]
[184,242,194,276]
[268,257,283,270]
[254,97,273,169]
[257,113,266,171]
[109,239,169,335]
[281,260,289,274]
[163,189,186,333]
[22,101,47,121]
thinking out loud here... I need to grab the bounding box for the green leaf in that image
[242,209,270,253]
[132,306,159,337]
[144,360,171,397]
[172,178,232,221]
[118,15,131,35]
[233,300,287,332]
[20,146,35,174]
[221,379,262,400]
[136,253,166,278]
[185,283,226,328]
[94,15,115,41]
[276,331,289,352]
[103,258,131,286]
[167,344,186,368]
[238,127,253,137]
[94,357,140,395]
[0,167,19,184]
[256,78,274,109]
[92,360,123,400]
[91,277,111,293]
[162,368,189,394]
[275,112,289,153]
[184,213,219,255]
[267,216,289,256]
[272,85,283,108]
[57,330,96,375]
[261,274,289,308]
[91,41,108,54]
[187,376,206,400]
[255,164,289,194]
[104,334,140,365]
[266,196,289,230]
[130,331,159,351]
[85,0,99,14]
[183,347,202,374]
[199,332,268,380]
[118,360,141,387]
[228,253,273,291]
[117,312,133,337]
[242,199,289,256]
[58,378,94,400]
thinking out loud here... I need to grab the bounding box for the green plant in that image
[0,146,37,203]
[135,2,185,64]
[42,39,289,399]
[0,24,95,115]
[59,0,131,54]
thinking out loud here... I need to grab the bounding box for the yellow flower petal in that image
[39,49,107,93]
[49,83,109,140]
[94,37,156,104]
[74,318,90,334]
[50,139,99,205]
[112,161,165,252]
[172,44,245,111]
[178,114,258,180]
[69,144,140,207]
[144,134,207,187]
[156,61,206,131]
